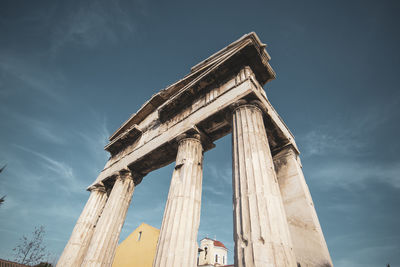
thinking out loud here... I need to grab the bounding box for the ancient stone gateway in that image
[57,32,333,267]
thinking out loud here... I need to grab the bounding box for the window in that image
[138,231,142,241]
[215,254,218,263]
[223,255,225,264]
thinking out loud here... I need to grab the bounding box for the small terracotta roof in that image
[213,240,227,249]
[0,259,30,267]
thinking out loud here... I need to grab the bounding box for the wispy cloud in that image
[0,53,65,101]
[203,164,232,196]
[298,96,399,158]
[14,145,84,193]
[208,164,231,184]
[50,1,138,53]
[309,159,400,190]
[334,243,399,267]
[4,109,65,145]
[299,127,364,157]
[74,112,110,177]
[298,97,400,191]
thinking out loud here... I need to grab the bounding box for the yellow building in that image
[113,223,231,267]
[112,223,160,267]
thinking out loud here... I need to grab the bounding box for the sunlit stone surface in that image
[56,184,107,267]
[81,170,136,267]
[274,146,333,267]
[232,101,297,267]
[59,32,332,267]
[154,135,204,267]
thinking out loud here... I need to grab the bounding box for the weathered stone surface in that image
[90,33,294,188]
[59,32,333,267]
[81,170,136,267]
[232,102,297,267]
[273,146,333,267]
[56,184,107,267]
[153,135,203,267]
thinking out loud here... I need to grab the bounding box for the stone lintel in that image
[104,124,142,155]
[109,32,275,141]
[87,77,256,189]
[127,127,214,175]
[101,168,145,190]
[157,40,275,123]
[88,74,297,189]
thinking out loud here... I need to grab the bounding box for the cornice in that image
[104,124,142,155]
[108,32,275,144]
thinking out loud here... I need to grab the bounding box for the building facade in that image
[198,238,229,266]
[112,223,159,267]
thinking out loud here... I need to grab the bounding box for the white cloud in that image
[74,112,110,177]
[13,145,85,193]
[5,110,65,145]
[298,99,400,190]
[203,164,232,196]
[298,97,400,158]
[207,164,232,185]
[308,159,400,190]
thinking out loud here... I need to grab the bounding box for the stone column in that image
[153,134,204,267]
[56,183,107,267]
[231,100,297,267]
[81,169,139,267]
[273,145,333,267]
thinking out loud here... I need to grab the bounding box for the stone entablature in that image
[57,32,333,267]
[90,32,298,188]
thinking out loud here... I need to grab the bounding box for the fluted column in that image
[231,100,297,267]
[57,184,107,267]
[81,169,138,267]
[273,145,333,267]
[153,134,204,267]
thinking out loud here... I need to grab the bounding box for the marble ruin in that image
[57,32,333,267]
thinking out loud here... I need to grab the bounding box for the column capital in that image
[176,126,215,152]
[88,182,106,193]
[176,133,201,143]
[230,99,267,114]
[272,144,300,159]
[272,144,302,169]
[118,168,144,186]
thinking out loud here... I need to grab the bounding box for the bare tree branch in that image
[0,164,6,206]
[0,164,6,174]
[13,226,49,265]
[0,195,5,206]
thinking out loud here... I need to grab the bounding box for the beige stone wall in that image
[153,136,204,267]
[274,146,333,267]
[58,33,332,267]
[231,102,297,267]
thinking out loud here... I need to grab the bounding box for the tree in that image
[0,195,5,206]
[33,262,53,267]
[13,226,49,265]
[0,164,6,206]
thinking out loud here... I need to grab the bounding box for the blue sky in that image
[0,0,399,266]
